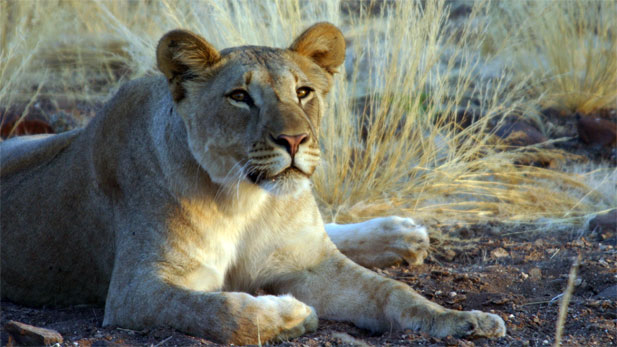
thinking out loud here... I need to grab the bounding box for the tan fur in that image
[0,23,505,344]
[326,217,430,268]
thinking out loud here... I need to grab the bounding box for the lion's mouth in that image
[247,167,308,185]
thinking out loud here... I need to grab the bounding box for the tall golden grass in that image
[0,0,614,227]
[487,0,617,114]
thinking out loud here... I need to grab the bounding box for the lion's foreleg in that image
[102,271,317,345]
[273,251,505,338]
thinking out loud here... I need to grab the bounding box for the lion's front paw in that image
[326,216,429,268]
[436,310,506,338]
[375,216,429,266]
[242,294,317,343]
[270,295,318,341]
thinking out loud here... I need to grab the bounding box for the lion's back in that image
[1,130,81,177]
[1,120,115,306]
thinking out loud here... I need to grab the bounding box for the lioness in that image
[1,23,505,344]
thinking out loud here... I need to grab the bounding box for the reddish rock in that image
[495,120,547,147]
[577,113,617,147]
[5,320,63,346]
[0,112,54,139]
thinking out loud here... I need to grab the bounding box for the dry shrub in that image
[0,0,613,229]
[487,0,617,114]
[314,0,613,225]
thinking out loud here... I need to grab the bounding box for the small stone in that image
[490,296,510,305]
[495,120,548,147]
[491,247,509,258]
[589,209,617,233]
[443,249,457,262]
[533,239,546,247]
[5,320,63,346]
[49,111,80,133]
[577,113,617,147]
[529,268,542,280]
[594,284,617,300]
[449,291,457,297]
[443,335,458,346]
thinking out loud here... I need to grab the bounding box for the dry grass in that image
[487,0,617,114]
[553,254,580,347]
[0,0,614,229]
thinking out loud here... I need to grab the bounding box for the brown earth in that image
[2,223,615,346]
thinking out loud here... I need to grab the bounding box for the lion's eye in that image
[296,87,312,100]
[228,90,251,103]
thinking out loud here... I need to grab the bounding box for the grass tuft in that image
[487,0,617,114]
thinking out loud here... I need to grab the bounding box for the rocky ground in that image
[2,221,616,346]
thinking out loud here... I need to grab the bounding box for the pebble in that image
[443,249,457,262]
[595,285,617,300]
[529,267,542,280]
[577,114,617,147]
[491,247,509,258]
[495,120,548,147]
[589,209,617,233]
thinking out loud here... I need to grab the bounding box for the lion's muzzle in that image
[247,131,318,189]
[271,133,308,159]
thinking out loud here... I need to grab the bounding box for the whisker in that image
[214,160,247,202]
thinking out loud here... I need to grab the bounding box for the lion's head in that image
[156,23,345,195]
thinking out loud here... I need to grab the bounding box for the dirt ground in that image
[2,221,616,346]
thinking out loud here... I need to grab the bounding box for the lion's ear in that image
[156,29,220,101]
[289,22,345,75]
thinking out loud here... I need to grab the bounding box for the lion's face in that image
[156,24,345,195]
[178,48,330,194]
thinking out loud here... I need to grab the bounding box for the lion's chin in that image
[248,167,311,196]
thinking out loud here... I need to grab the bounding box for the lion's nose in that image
[273,133,308,157]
